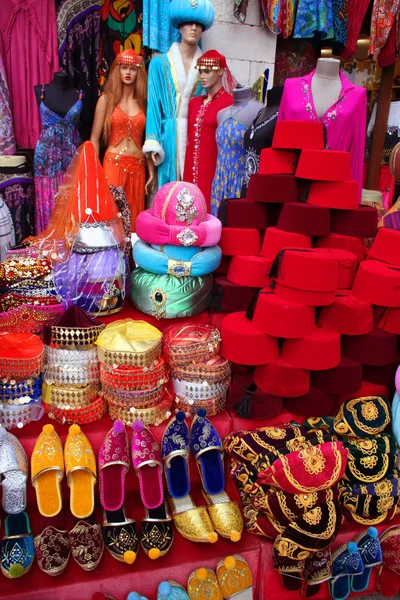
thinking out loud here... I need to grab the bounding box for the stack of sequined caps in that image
[96,319,172,426]
[43,306,107,425]
[0,332,45,429]
[163,324,231,417]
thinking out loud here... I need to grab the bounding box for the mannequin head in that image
[198,67,223,92]
[179,22,202,45]
[196,50,237,95]
[119,64,138,86]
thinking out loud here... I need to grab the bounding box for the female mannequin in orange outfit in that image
[90,49,155,232]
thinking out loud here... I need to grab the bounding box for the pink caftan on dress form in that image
[278,69,367,199]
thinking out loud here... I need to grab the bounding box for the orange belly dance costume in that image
[103,105,146,231]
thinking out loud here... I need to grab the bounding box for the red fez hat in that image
[254,358,310,397]
[338,381,389,403]
[219,228,261,256]
[367,227,400,265]
[258,149,298,175]
[374,306,400,334]
[272,121,325,151]
[296,150,352,181]
[306,181,359,210]
[311,356,363,395]
[227,255,272,288]
[281,327,341,370]
[318,291,373,335]
[211,277,259,313]
[315,233,365,263]
[284,387,339,417]
[331,206,378,238]
[227,369,283,420]
[352,260,400,307]
[314,248,357,289]
[250,290,315,338]
[277,202,330,237]
[218,199,268,229]
[260,227,312,259]
[221,311,279,366]
[342,327,398,366]
[363,358,399,387]
[246,173,299,204]
[266,204,283,227]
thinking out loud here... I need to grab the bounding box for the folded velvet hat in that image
[227,256,272,288]
[258,149,299,175]
[136,182,221,247]
[217,199,268,229]
[296,150,352,181]
[219,228,261,256]
[272,121,324,150]
[315,233,365,262]
[260,226,312,259]
[221,311,279,366]
[211,277,259,313]
[284,386,339,417]
[352,261,400,307]
[311,357,363,395]
[249,290,316,338]
[253,358,310,397]
[314,248,357,289]
[342,328,398,367]
[306,181,359,210]
[367,227,400,264]
[246,173,299,204]
[281,327,341,371]
[331,206,378,238]
[334,396,391,438]
[374,306,400,334]
[318,291,373,335]
[277,202,330,237]
[227,368,283,420]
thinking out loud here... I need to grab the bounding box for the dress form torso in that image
[34,72,81,118]
[217,87,262,127]
[311,58,341,119]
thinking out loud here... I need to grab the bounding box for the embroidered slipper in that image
[202,490,243,542]
[378,526,400,598]
[69,519,104,571]
[161,411,190,499]
[141,500,173,559]
[158,581,189,600]
[191,409,224,496]
[0,512,35,578]
[99,420,130,512]
[330,542,364,600]
[31,424,64,517]
[168,494,218,544]
[0,426,28,514]
[216,555,253,599]
[65,424,96,519]
[303,548,332,597]
[351,527,382,592]
[187,568,222,600]
[102,506,138,565]
[34,522,70,576]
[131,421,163,510]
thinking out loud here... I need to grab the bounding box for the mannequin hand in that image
[151,151,161,166]
[145,173,156,195]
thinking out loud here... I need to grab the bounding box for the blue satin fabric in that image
[133,240,221,277]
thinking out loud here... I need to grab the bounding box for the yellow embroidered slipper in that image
[65,424,96,519]
[31,424,64,517]
[187,567,223,600]
[216,555,253,600]
[203,491,243,542]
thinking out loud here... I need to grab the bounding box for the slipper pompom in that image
[208,532,218,543]
[224,556,237,570]
[158,582,171,596]
[230,530,241,542]
[132,420,144,433]
[348,542,358,553]
[9,564,24,578]
[196,568,208,580]
[148,548,160,560]
[368,527,378,538]
[127,594,140,600]
[176,411,186,423]
[114,420,125,433]
[197,408,207,418]
[43,424,54,435]
[124,550,136,564]
[69,424,81,436]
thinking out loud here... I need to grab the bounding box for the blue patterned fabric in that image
[143,0,179,53]
[294,0,334,39]
[162,412,190,498]
[332,0,348,48]
[34,94,82,178]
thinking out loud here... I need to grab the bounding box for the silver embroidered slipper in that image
[0,426,28,514]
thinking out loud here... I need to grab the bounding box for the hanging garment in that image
[0,54,15,155]
[369,0,400,62]
[367,100,400,163]
[278,70,367,196]
[57,0,101,141]
[294,0,334,39]
[341,0,370,60]
[262,0,296,38]
[183,88,233,211]
[0,0,59,149]
[34,86,82,234]
[0,197,15,262]
[142,0,179,53]
[0,166,35,243]
[210,102,252,217]
[332,0,348,52]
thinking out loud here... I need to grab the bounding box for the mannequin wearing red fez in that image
[183,50,234,210]
[90,50,154,231]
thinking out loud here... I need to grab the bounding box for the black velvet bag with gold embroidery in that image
[339,478,400,525]
[334,396,391,438]
[342,434,397,484]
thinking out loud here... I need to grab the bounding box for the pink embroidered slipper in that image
[99,421,130,512]
[131,421,163,510]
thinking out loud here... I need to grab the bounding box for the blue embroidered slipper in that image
[191,408,224,495]
[0,511,35,578]
[351,527,382,593]
[161,412,190,498]
[330,542,364,600]
[127,593,149,600]
[157,581,189,600]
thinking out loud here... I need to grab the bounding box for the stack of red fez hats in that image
[220,120,389,419]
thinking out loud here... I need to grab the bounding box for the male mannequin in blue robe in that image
[143,0,215,189]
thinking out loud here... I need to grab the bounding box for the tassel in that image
[245,290,261,320]
[322,123,328,149]
[235,383,257,419]
[217,199,228,227]
[210,282,224,312]
[299,181,312,203]
[268,249,286,279]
